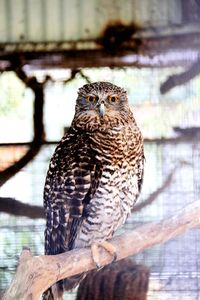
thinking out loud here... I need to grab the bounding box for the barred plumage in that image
[43,82,144,299]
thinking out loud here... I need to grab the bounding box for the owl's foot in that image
[91,241,117,269]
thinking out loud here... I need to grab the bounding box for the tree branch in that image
[3,200,200,300]
[160,57,200,94]
[0,145,42,187]
[132,160,191,212]
[0,61,45,187]
[0,197,44,219]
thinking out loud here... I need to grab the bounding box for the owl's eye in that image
[86,95,99,103]
[108,95,119,103]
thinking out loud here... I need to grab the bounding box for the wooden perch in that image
[3,200,200,300]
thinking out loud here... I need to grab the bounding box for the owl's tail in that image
[43,211,85,299]
[42,274,86,300]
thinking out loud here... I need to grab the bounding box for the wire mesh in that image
[0,67,200,299]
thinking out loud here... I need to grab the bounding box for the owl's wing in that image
[137,154,145,193]
[44,128,102,255]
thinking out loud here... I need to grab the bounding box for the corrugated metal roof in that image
[0,0,200,68]
[0,0,191,44]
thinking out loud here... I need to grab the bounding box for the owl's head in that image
[73,82,134,131]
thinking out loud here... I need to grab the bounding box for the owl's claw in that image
[96,263,103,270]
[112,251,117,263]
[91,241,117,269]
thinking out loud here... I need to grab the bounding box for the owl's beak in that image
[99,103,105,117]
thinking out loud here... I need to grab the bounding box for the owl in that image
[43,82,144,299]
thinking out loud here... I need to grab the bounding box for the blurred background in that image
[0,0,200,299]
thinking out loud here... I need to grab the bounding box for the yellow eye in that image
[108,95,119,103]
[86,95,98,103]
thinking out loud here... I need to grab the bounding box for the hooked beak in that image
[99,103,105,117]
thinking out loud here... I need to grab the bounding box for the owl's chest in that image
[98,166,139,208]
[75,168,139,247]
[92,128,139,214]
[92,129,137,168]
[88,167,138,235]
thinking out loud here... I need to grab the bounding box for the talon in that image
[91,241,117,268]
[100,240,117,262]
[91,244,100,267]
[112,251,117,263]
[96,263,103,270]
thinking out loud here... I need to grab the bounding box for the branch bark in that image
[3,200,200,300]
